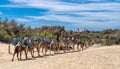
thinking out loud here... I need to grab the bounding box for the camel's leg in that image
[87,42,91,47]
[79,44,82,51]
[82,44,84,50]
[64,46,66,53]
[87,42,90,47]
[45,45,48,55]
[65,44,67,52]
[37,47,40,56]
[84,43,87,48]
[26,47,29,55]
[39,45,41,56]
[77,44,80,51]
[61,46,63,52]
[45,47,47,55]
[33,48,35,57]
[42,46,44,55]
[64,47,66,53]
[57,43,60,53]
[51,45,56,54]
[57,44,59,53]
[31,50,33,58]
[44,47,46,56]
[20,51,22,60]
[57,44,59,54]
[80,44,84,51]
[54,47,55,54]
[40,43,44,55]
[64,45,67,53]
[77,44,79,50]
[65,45,67,52]
[49,44,51,54]
[29,47,33,58]
[57,45,59,54]
[17,52,20,61]
[39,42,43,55]
[73,44,75,51]
[67,44,70,52]
[82,46,84,51]
[42,45,45,56]
[12,50,16,61]
[24,50,28,59]
[54,45,56,54]
[65,44,68,53]
[79,45,81,51]
[54,44,57,54]
[41,44,44,55]
[26,49,29,55]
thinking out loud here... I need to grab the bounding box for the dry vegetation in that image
[0,18,120,45]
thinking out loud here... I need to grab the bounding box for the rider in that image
[44,36,51,44]
[33,36,38,41]
[71,36,76,43]
[56,32,60,42]
[12,35,19,46]
[38,36,43,41]
[23,35,29,46]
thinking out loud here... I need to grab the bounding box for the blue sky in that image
[0,0,120,31]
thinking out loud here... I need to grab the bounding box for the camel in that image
[76,40,85,51]
[85,40,94,48]
[59,40,71,53]
[12,41,28,61]
[70,39,77,51]
[84,41,90,48]
[50,40,59,54]
[30,40,40,57]
[39,41,51,56]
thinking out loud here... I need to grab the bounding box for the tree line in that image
[0,18,120,45]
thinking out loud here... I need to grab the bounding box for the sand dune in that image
[0,43,120,69]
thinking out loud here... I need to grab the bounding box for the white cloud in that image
[2,0,119,12]
[15,18,32,22]
[26,10,120,30]
[8,0,120,23]
[0,0,120,30]
[26,14,81,23]
[0,12,2,15]
[26,10,120,23]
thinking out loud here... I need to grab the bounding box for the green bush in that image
[39,31,56,38]
[0,29,11,43]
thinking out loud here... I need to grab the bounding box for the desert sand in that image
[0,43,120,69]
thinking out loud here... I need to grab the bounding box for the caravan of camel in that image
[10,36,93,61]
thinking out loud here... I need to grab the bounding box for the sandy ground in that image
[0,43,120,69]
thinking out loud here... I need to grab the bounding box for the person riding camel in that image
[33,36,38,41]
[44,36,51,44]
[23,35,29,46]
[12,35,20,46]
[23,35,33,47]
[71,36,76,44]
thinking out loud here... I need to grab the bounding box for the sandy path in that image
[0,43,120,69]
